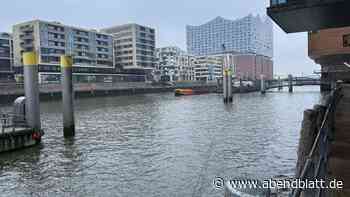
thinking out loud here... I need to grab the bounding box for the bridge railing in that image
[266,78,321,89]
[292,87,342,197]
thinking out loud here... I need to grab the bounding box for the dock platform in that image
[0,128,43,152]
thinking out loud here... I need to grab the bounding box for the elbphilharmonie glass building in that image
[186,15,273,58]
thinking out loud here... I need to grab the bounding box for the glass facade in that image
[186,15,273,58]
[102,24,156,70]
[0,32,13,72]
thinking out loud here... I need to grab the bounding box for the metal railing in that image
[0,113,28,133]
[292,87,342,197]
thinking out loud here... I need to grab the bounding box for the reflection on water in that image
[0,87,321,197]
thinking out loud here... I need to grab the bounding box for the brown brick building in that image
[308,27,350,89]
[309,27,350,62]
[233,54,273,80]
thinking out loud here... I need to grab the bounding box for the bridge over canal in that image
[260,76,322,94]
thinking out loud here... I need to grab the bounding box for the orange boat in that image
[174,89,209,96]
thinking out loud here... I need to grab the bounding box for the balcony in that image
[48,45,66,50]
[97,50,110,55]
[74,40,90,45]
[20,26,34,33]
[267,0,350,33]
[74,55,90,60]
[20,34,34,40]
[20,42,34,48]
[75,34,89,39]
[47,26,65,34]
[96,35,110,41]
[48,36,65,42]
[75,47,90,52]
[96,41,109,47]
[0,43,10,47]
[97,57,112,61]
[45,53,63,57]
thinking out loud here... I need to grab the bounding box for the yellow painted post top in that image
[23,52,38,66]
[60,55,73,68]
[227,68,232,76]
[223,69,229,76]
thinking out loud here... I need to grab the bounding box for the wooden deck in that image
[328,84,350,197]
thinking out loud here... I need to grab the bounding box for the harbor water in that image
[0,87,322,197]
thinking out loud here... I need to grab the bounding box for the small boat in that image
[0,97,44,153]
[174,89,209,96]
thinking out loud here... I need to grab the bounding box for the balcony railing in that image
[20,42,34,48]
[20,34,34,40]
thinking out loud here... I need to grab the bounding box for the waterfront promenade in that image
[0,81,217,103]
[0,82,186,95]
[0,81,259,103]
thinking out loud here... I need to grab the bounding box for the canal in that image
[0,87,321,197]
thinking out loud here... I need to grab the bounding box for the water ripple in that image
[0,87,321,197]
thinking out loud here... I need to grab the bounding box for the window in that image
[0,39,9,45]
[139,26,146,31]
[343,34,350,47]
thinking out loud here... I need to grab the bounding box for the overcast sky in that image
[0,0,319,76]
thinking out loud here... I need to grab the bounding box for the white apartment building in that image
[193,56,223,82]
[0,32,13,71]
[101,24,156,70]
[186,14,273,58]
[0,32,14,81]
[12,20,115,83]
[156,46,195,81]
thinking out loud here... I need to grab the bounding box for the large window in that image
[0,59,11,71]
[0,39,10,45]
[343,34,350,47]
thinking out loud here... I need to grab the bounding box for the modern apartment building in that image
[186,15,273,58]
[101,24,156,70]
[0,32,13,71]
[0,32,14,81]
[12,20,115,83]
[156,46,194,81]
[193,56,223,82]
[178,54,195,81]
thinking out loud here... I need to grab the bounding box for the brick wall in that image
[233,54,273,80]
[309,27,350,61]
